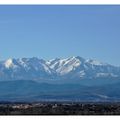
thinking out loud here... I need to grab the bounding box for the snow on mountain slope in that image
[46,56,120,79]
[47,56,81,75]
[0,56,119,81]
[4,58,14,68]
[17,57,52,73]
[4,57,52,74]
[85,59,107,66]
[0,57,55,80]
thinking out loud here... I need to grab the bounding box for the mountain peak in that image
[75,56,85,62]
[0,56,119,81]
[86,59,107,66]
[4,58,14,68]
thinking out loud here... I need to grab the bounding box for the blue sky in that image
[0,5,120,66]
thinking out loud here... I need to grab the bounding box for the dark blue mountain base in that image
[0,80,120,102]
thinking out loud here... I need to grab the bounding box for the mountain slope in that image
[0,56,120,84]
[0,56,120,102]
[0,80,120,102]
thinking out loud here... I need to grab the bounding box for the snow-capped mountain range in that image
[0,56,120,82]
[0,56,120,102]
